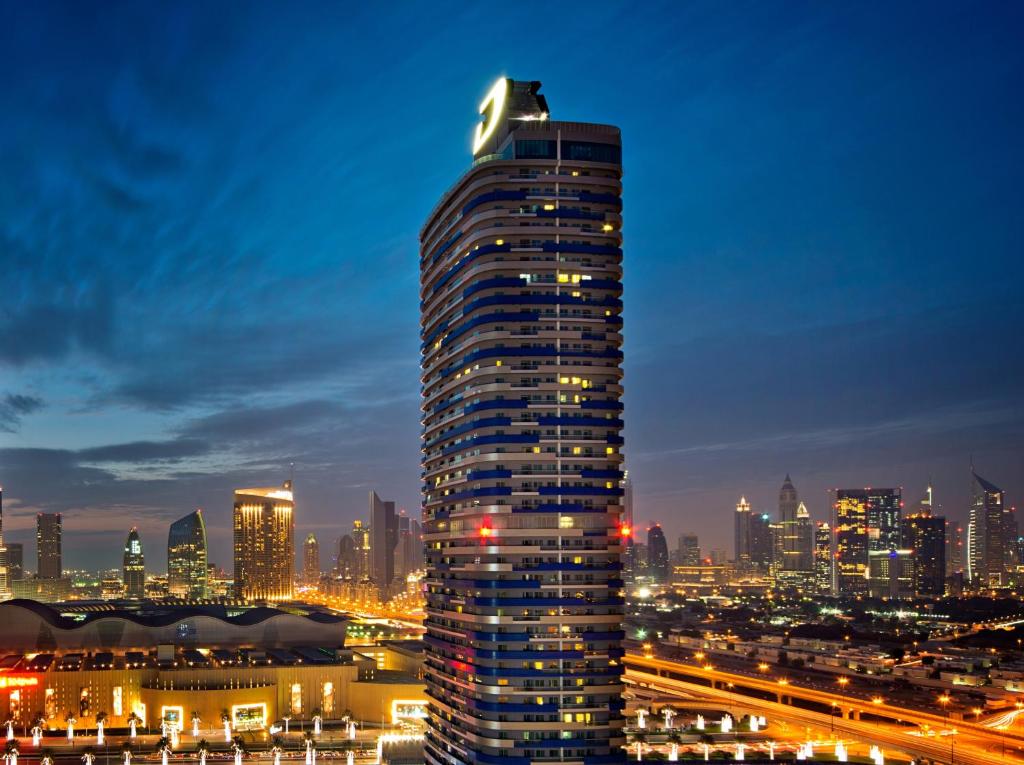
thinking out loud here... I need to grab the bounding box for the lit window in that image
[558,274,569,283]
[290,683,302,715]
[112,686,123,716]
[534,662,543,670]
[544,204,555,211]
[495,360,502,366]
[537,696,545,705]
[572,447,581,455]
[602,224,613,232]
[495,239,504,245]
[559,516,574,529]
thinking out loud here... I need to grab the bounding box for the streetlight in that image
[757,663,769,673]
[836,677,849,691]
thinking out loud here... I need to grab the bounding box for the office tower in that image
[167,509,208,599]
[945,520,963,577]
[233,480,294,602]
[335,534,357,578]
[303,533,320,584]
[814,521,832,594]
[833,491,869,596]
[351,520,371,580]
[5,543,23,582]
[902,487,945,597]
[37,512,62,579]
[678,533,701,566]
[865,488,903,551]
[420,78,625,765]
[395,515,423,580]
[777,475,801,572]
[748,513,773,570]
[122,528,145,599]
[370,491,397,599]
[796,501,814,570]
[734,496,752,567]
[868,550,915,599]
[967,469,1006,589]
[647,524,669,583]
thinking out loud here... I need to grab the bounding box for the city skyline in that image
[2,2,1024,569]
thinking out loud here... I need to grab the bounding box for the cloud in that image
[0,394,44,432]
[78,438,210,463]
[179,400,343,441]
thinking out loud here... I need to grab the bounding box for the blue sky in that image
[1,1,1022,571]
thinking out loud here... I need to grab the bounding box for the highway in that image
[625,653,1024,765]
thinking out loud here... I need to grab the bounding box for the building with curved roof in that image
[168,509,208,598]
[0,599,346,651]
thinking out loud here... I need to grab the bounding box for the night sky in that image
[1,1,1022,572]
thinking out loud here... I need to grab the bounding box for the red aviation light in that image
[479,525,494,539]
[619,524,632,538]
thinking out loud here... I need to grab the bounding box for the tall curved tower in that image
[168,509,208,599]
[420,78,626,765]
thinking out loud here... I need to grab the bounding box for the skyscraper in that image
[233,480,294,602]
[5,542,23,583]
[122,528,145,599]
[36,512,62,580]
[369,491,397,599]
[678,532,701,566]
[303,533,320,584]
[814,521,832,594]
[748,513,773,571]
[865,488,903,552]
[335,534,357,578]
[833,491,869,596]
[420,78,625,765]
[945,520,963,578]
[734,496,752,568]
[647,524,669,583]
[778,475,800,570]
[968,469,1005,589]
[167,509,208,599]
[351,520,371,580]
[796,501,814,571]
[903,492,946,598]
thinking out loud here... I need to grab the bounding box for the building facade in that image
[304,533,320,584]
[967,469,1005,589]
[0,487,8,599]
[902,489,945,598]
[420,78,626,765]
[833,491,869,596]
[167,509,208,599]
[36,512,62,580]
[370,491,398,599]
[646,524,669,583]
[122,528,146,599]
[233,481,295,602]
[813,521,832,594]
[734,496,751,568]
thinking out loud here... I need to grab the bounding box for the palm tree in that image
[95,712,107,746]
[121,741,134,765]
[231,735,246,765]
[65,713,77,743]
[81,745,97,765]
[666,730,683,762]
[127,712,141,739]
[303,731,316,765]
[196,739,211,765]
[30,714,44,746]
[3,740,18,765]
[156,736,171,765]
[698,733,714,762]
[661,705,676,730]
[282,715,291,735]
[270,736,285,765]
[311,709,322,736]
[220,712,231,743]
[40,748,55,765]
[191,712,201,738]
[3,718,13,742]
[630,731,647,762]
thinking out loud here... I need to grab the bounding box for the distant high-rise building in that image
[233,480,294,602]
[796,501,814,570]
[370,491,397,599]
[335,534,357,578]
[303,533,320,584]
[5,542,23,582]
[778,475,802,573]
[647,524,669,583]
[749,513,773,570]
[351,520,371,580]
[395,513,423,580]
[945,520,963,577]
[868,549,915,599]
[734,496,752,567]
[122,528,145,599]
[622,474,636,581]
[967,469,1006,589]
[678,532,700,566]
[866,488,903,552]
[833,491,869,596]
[167,509,208,599]
[814,522,832,594]
[903,486,945,597]
[36,513,62,580]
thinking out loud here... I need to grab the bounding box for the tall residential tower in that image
[167,509,208,599]
[420,78,626,765]
[233,480,295,602]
